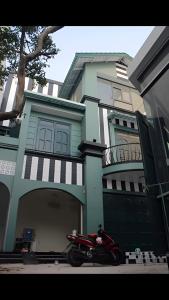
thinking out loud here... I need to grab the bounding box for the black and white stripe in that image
[99,107,111,164]
[103,178,144,192]
[0,75,63,127]
[116,63,128,80]
[22,155,83,186]
[125,251,167,264]
[99,107,111,147]
[113,117,138,129]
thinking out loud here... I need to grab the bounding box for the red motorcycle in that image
[66,225,124,267]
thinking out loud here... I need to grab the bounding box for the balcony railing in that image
[103,143,142,166]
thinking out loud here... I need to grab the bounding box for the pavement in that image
[0,262,168,274]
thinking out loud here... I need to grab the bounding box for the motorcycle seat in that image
[88,233,97,239]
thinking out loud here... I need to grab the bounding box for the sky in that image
[45,26,155,83]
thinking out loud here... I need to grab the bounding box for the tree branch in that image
[0,110,18,121]
[20,27,26,57]
[38,49,59,57]
[26,26,63,63]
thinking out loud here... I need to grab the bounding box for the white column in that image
[54,160,61,183]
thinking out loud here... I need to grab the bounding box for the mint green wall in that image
[109,123,116,146]
[81,97,104,233]
[3,102,32,251]
[103,162,144,176]
[84,156,104,233]
[0,136,19,147]
[82,62,116,98]
[84,100,100,143]
[0,148,17,162]
[3,101,85,251]
[26,111,82,157]
[0,175,14,194]
[13,180,85,205]
[81,116,86,141]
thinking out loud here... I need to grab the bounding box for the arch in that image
[15,188,83,252]
[0,182,10,251]
[16,181,85,205]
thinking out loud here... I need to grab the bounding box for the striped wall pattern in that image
[99,107,111,164]
[103,178,144,192]
[125,251,167,264]
[21,155,83,186]
[0,74,63,127]
[116,63,128,80]
[112,117,138,130]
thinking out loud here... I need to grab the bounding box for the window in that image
[115,131,139,145]
[97,76,132,107]
[113,87,122,101]
[138,183,143,192]
[36,119,70,155]
[122,91,131,103]
[112,180,117,189]
[115,118,119,125]
[130,182,135,192]
[97,78,113,105]
[131,122,135,129]
[121,181,126,191]
[123,120,127,127]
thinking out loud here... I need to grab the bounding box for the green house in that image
[0,53,166,254]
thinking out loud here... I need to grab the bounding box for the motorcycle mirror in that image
[98,224,102,229]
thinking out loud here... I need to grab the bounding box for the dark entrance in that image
[103,192,167,254]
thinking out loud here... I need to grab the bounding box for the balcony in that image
[21,149,84,186]
[103,143,142,167]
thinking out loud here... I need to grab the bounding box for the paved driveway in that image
[0,263,168,274]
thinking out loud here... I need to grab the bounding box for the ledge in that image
[80,95,100,104]
[78,140,107,158]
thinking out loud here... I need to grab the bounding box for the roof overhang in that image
[59,53,132,99]
[24,90,86,113]
[128,26,169,93]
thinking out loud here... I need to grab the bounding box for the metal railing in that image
[103,143,142,166]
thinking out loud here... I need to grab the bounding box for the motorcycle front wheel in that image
[111,250,124,266]
[67,247,83,267]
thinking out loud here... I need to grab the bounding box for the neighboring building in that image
[0,52,165,254]
[0,74,63,126]
[128,26,169,252]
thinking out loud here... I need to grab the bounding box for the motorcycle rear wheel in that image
[67,247,83,267]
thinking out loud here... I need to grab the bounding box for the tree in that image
[0,26,63,122]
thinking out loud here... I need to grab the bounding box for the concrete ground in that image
[0,262,168,274]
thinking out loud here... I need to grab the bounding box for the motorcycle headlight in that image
[72,229,77,236]
[96,237,102,245]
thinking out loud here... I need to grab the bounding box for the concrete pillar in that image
[3,102,31,251]
[79,95,106,233]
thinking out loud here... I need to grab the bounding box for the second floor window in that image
[97,77,131,106]
[36,119,70,155]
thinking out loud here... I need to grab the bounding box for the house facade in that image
[0,74,63,127]
[0,52,167,254]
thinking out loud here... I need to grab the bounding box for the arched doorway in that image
[0,182,10,251]
[15,189,82,252]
